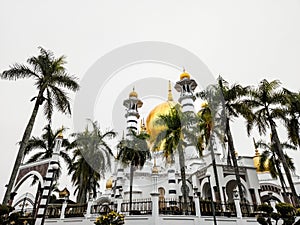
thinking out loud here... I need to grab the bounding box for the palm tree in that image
[117,130,151,214]
[68,120,116,203]
[153,104,192,213]
[246,79,299,206]
[24,124,71,184]
[1,47,79,204]
[254,138,296,203]
[197,103,222,202]
[199,77,252,202]
[282,89,300,147]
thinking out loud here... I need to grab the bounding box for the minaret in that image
[123,87,143,138]
[175,69,199,159]
[35,131,63,225]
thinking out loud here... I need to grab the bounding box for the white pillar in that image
[60,201,68,219]
[85,200,93,218]
[150,192,159,225]
[194,194,201,218]
[255,189,261,205]
[117,198,123,213]
[233,190,242,219]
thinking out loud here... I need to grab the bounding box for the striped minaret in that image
[174,69,199,159]
[114,168,124,198]
[167,167,177,202]
[34,131,63,225]
[123,87,143,138]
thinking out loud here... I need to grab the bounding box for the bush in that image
[276,203,295,218]
[295,208,300,216]
[94,210,125,225]
[257,204,274,214]
[257,216,268,225]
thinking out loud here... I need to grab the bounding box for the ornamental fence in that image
[121,198,152,215]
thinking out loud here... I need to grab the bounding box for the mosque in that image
[11,71,300,225]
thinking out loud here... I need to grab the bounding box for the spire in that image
[57,126,64,139]
[140,118,147,133]
[168,80,173,101]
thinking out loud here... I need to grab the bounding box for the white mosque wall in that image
[44,216,261,225]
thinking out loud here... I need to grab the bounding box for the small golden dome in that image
[129,87,138,98]
[152,166,159,174]
[253,149,270,172]
[180,69,191,80]
[201,101,209,108]
[106,177,113,189]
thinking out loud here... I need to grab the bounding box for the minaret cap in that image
[180,68,191,80]
[129,87,138,98]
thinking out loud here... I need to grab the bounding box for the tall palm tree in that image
[1,47,79,204]
[117,130,151,214]
[246,79,299,206]
[199,77,252,202]
[254,138,296,202]
[282,89,300,147]
[68,120,116,203]
[24,124,71,184]
[197,103,222,202]
[153,104,191,213]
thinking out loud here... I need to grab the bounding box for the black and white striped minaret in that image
[34,132,62,225]
[167,168,177,200]
[123,88,143,138]
[175,69,199,159]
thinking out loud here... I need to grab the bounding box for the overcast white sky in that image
[1,0,300,201]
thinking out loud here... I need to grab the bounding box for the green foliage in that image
[257,203,274,214]
[276,202,295,218]
[0,204,10,216]
[68,120,116,203]
[270,212,280,221]
[295,208,300,216]
[94,210,124,225]
[257,216,268,225]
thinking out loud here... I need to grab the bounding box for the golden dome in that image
[146,81,176,148]
[106,177,113,189]
[146,101,176,145]
[129,87,138,98]
[180,69,191,80]
[253,149,270,172]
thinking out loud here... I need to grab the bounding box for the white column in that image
[117,198,123,213]
[233,190,242,219]
[60,201,68,219]
[85,199,93,218]
[150,192,159,225]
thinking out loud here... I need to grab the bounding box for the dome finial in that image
[180,67,190,80]
[129,86,138,98]
[168,80,173,101]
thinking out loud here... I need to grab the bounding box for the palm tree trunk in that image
[226,118,245,203]
[2,90,44,204]
[272,153,290,203]
[178,144,188,214]
[269,119,299,206]
[129,163,134,215]
[209,135,221,202]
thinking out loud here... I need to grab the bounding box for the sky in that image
[1,0,300,202]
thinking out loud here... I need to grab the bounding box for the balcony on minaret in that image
[175,70,197,113]
[123,88,143,135]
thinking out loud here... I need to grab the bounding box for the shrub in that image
[94,210,125,225]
